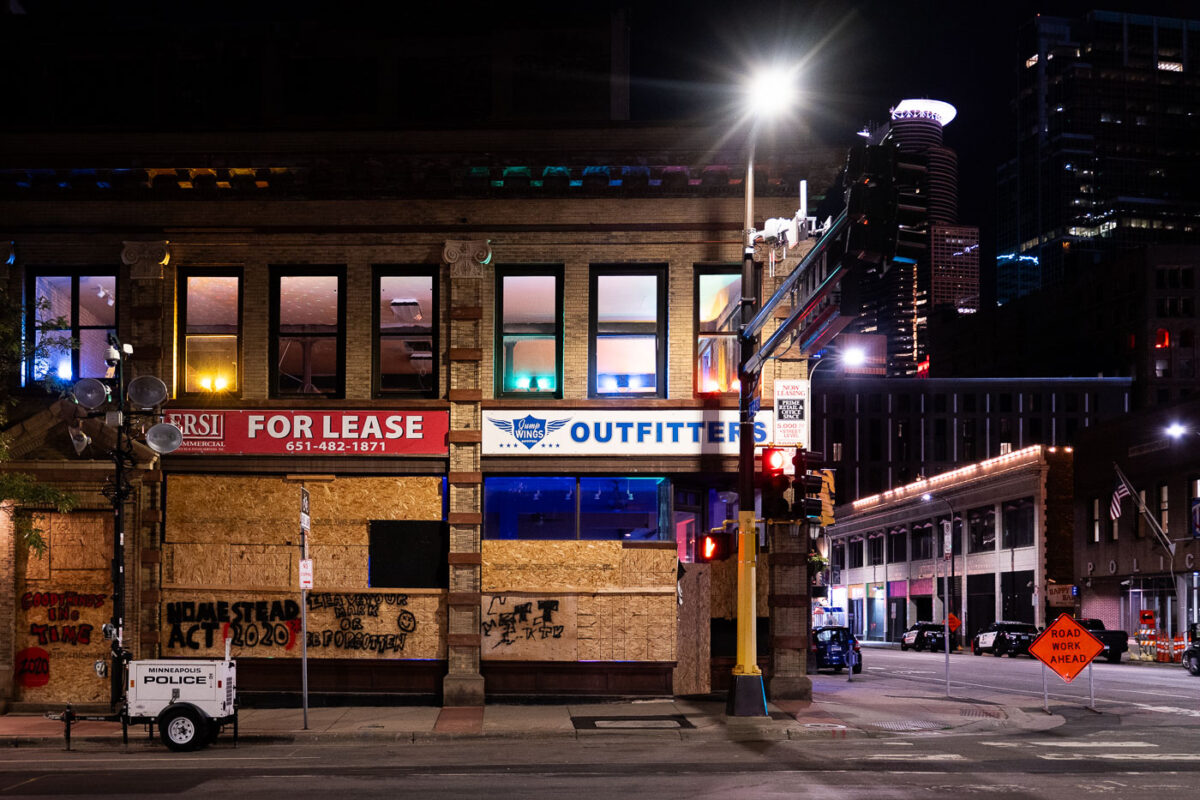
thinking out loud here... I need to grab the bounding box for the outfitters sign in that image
[484,410,774,456]
[166,410,449,456]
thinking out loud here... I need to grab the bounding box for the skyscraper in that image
[996,11,1200,304]
[856,100,978,375]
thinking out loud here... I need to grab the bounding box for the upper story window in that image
[495,266,562,397]
[695,267,739,395]
[26,269,116,384]
[270,266,345,397]
[967,505,996,553]
[375,266,437,396]
[590,264,666,398]
[1002,496,1035,548]
[178,269,241,395]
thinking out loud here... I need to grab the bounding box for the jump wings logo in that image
[487,415,570,449]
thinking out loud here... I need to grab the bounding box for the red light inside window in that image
[1155,329,1170,349]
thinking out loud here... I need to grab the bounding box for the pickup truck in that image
[1076,618,1129,663]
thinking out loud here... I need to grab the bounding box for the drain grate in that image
[869,720,945,732]
[573,714,695,730]
[960,707,1003,719]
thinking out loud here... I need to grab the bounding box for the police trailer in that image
[50,658,238,752]
[126,659,238,751]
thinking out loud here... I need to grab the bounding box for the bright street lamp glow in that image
[746,67,796,118]
[842,346,867,367]
[1167,423,1187,439]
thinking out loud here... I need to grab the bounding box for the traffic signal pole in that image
[730,137,767,717]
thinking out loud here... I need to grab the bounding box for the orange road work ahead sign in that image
[1028,613,1105,683]
[947,613,961,633]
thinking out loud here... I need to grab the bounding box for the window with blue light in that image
[495,266,562,397]
[484,476,669,541]
[26,270,117,384]
[590,265,666,398]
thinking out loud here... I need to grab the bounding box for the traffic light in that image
[791,448,830,524]
[696,530,733,562]
[795,471,824,521]
[761,446,790,521]
[818,469,836,526]
[892,151,928,264]
[844,143,897,265]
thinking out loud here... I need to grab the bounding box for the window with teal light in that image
[495,265,562,397]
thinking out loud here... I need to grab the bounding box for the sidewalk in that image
[0,676,1061,749]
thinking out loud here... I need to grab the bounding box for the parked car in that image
[900,621,956,652]
[972,621,1039,657]
[812,625,862,673]
[1074,618,1128,663]
[1183,622,1200,676]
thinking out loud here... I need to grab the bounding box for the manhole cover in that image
[573,714,695,730]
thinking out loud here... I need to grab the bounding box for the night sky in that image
[625,0,1198,226]
[5,0,1197,235]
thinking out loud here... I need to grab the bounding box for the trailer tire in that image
[159,706,207,752]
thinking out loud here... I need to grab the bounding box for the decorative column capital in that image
[121,240,171,280]
[442,239,492,279]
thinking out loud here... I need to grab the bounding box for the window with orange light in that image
[1155,328,1170,349]
[179,268,241,394]
[695,267,740,395]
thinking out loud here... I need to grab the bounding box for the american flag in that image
[1110,480,1131,520]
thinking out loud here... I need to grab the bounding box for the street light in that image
[923,491,956,697]
[69,335,181,707]
[731,65,798,717]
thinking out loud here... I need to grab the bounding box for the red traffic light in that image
[762,447,788,476]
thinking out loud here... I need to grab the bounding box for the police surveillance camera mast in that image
[59,340,234,751]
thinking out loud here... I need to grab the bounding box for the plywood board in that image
[480,593,578,661]
[482,541,624,592]
[159,590,443,660]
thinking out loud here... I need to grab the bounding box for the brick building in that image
[0,128,843,708]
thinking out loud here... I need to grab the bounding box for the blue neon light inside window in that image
[484,476,668,541]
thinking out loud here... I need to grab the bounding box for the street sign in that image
[1028,613,1104,683]
[299,559,314,590]
[300,487,311,533]
[947,613,961,633]
[772,379,809,448]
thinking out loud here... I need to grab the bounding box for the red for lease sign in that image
[166,409,449,456]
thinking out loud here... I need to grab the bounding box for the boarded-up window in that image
[367,521,448,589]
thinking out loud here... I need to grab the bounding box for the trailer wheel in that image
[159,706,207,752]
[1187,655,1200,676]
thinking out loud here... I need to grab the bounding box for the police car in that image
[972,621,1039,657]
[900,621,953,652]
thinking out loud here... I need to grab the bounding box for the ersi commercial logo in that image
[166,412,225,440]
